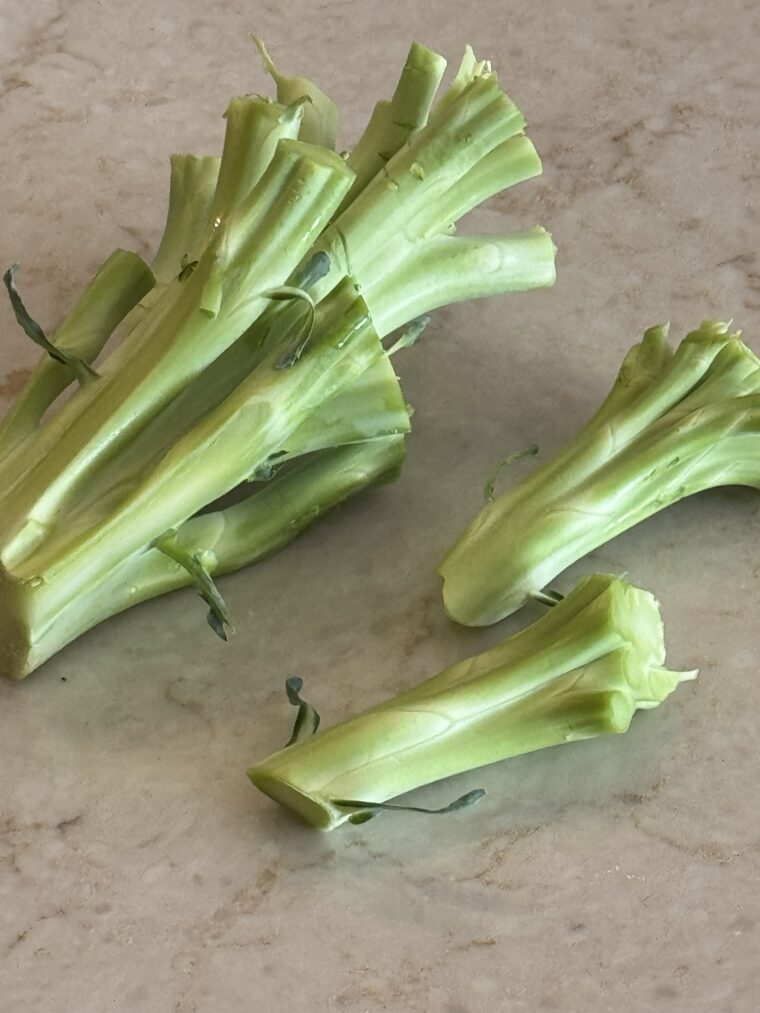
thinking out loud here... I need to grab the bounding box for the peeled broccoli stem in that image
[440,321,760,626]
[0,286,397,671]
[247,574,695,831]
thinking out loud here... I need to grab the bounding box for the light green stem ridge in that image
[340,42,448,211]
[0,140,355,565]
[150,154,221,284]
[440,321,760,625]
[431,45,491,121]
[42,308,408,542]
[247,574,695,830]
[0,436,405,678]
[209,96,306,231]
[131,100,303,333]
[403,134,543,240]
[280,353,411,459]
[0,250,154,457]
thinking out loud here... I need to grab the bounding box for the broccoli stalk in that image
[0,41,555,677]
[247,574,694,830]
[440,321,760,625]
[0,252,154,457]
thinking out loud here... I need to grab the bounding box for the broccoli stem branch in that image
[339,42,448,210]
[248,574,694,830]
[150,154,221,285]
[440,322,760,625]
[0,436,404,677]
[0,250,154,458]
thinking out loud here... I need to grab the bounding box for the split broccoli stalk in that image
[0,41,555,677]
[440,321,760,625]
[248,574,694,830]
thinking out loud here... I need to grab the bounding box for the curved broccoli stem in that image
[247,574,694,830]
[440,321,760,625]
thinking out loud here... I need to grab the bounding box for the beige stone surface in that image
[1,1,759,1010]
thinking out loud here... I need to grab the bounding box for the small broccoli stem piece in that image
[0,140,355,562]
[0,250,154,458]
[0,436,405,678]
[247,574,695,830]
[440,321,760,626]
[252,35,338,148]
[338,42,448,211]
[150,154,221,285]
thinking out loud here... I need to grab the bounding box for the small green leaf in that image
[484,444,539,503]
[348,810,378,825]
[250,450,288,482]
[3,263,99,383]
[386,315,431,357]
[333,787,486,817]
[267,286,316,369]
[284,676,321,746]
[531,588,565,607]
[153,530,232,640]
[291,251,331,291]
[178,255,198,281]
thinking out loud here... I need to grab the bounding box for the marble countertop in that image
[2,1,759,1010]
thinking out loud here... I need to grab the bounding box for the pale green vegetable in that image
[0,40,554,678]
[248,574,694,830]
[440,321,760,625]
[0,252,154,455]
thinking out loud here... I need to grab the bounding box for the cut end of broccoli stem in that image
[248,574,692,831]
[247,769,338,830]
[0,569,33,679]
[439,320,759,627]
